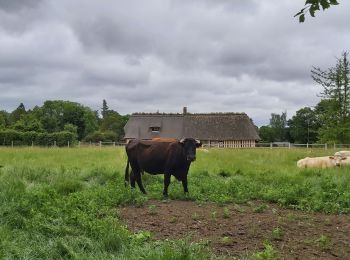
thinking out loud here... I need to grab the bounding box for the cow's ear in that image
[179,138,185,145]
[329,156,334,159]
[342,157,347,160]
[195,139,202,148]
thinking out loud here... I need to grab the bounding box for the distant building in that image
[124,107,260,148]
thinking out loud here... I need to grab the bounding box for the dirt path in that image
[120,200,350,259]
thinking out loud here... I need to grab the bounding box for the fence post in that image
[113,142,116,147]
[333,143,336,149]
[68,141,70,148]
[100,141,102,148]
[89,141,92,147]
[270,142,272,149]
[288,142,291,149]
[78,141,81,148]
[325,143,328,150]
[54,141,56,147]
[32,141,34,148]
[11,141,13,148]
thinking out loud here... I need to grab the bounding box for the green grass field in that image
[0,147,349,259]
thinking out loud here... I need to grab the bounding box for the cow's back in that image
[335,150,350,157]
[340,157,350,166]
[309,157,330,168]
[152,138,178,142]
[298,156,334,168]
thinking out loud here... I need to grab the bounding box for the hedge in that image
[83,130,118,142]
[0,130,77,146]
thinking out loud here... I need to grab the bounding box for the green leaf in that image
[320,0,331,10]
[305,0,318,4]
[313,3,320,10]
[309,6,316,17]
[299,14,305,23]
[329,0,339,5]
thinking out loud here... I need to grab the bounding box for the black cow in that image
[124,138,201,196]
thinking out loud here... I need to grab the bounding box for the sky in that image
[0,0,349,126]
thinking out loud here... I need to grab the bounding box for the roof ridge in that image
[131,112,247,116]
[185,113,246,116]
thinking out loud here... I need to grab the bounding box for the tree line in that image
[259,51,350,144]
[0,100,129,146]
[2,52,349,146]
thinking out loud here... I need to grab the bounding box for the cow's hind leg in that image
[163,173,171,197]
[130,170,136,188]
[135,171,147,194]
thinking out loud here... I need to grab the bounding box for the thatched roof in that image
[124,112,260,141]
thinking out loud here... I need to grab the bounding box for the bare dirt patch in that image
[120,200,350,259]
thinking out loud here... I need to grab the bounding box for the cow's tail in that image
[124,158,130,187]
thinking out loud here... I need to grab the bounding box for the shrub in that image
[0,130,76,146]
[83,131,117,142]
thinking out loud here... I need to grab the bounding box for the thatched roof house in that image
[124,108,260,148]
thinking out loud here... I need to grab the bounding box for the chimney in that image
[183,107,187,115]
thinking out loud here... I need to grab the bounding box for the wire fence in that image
[0,141,126,148]
[202,142,350,150]
[2,140,350,150]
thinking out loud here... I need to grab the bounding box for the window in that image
[150,127,160,133]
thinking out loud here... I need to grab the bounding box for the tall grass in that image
[0,147,349,258]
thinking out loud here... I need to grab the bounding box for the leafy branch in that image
[295,0,339,23]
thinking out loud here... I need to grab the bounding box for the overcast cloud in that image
[0,0,349,125]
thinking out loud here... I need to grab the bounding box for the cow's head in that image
[330,156,347,167]
[179,138,202,162]
[329,156,346,167]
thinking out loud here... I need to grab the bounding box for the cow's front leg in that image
[182,175,188,193]
[163,173,171,197]
[135,171,147,194]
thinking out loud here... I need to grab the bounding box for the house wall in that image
[206,139,256,148]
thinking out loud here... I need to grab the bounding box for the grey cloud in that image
[172,0,260,15]
[0,0,42,12]
[80,59,150,87]
[0,0,349,126]
[72,17,153,55]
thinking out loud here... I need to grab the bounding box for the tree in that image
[295,0,339,23]
[35,100,98,139]
[10,103,26,124]
[288,107,319,143]
[259,126,274,142]
[101,99,109,119]
[311,52,350,143]
[83,109,99,138]
[0,111,9,129]
[25,118,43,132]
[64,123,78,140]
[100,111,127,141]
[269,112,287,142]
[313,100,350,143]
[312,52,350,124]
